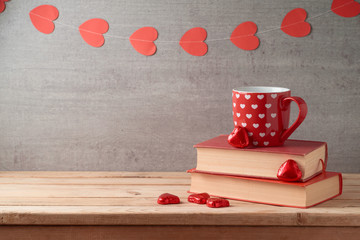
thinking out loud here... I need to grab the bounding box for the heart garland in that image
[26,3,359,54]
[129,27,158,56]
[281,8,311,37]
[79,18,109,48]
[0,0,10,14]
[179,27,208,56]
[331,0,360,18]
[230,21,260,50]
[29,5,59,34]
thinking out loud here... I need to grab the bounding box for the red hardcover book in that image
[187,168,342,208]
[194,135,327,182]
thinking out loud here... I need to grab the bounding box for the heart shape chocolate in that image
[188,192,210,204]
[206,198,230,208]
[79,18,109,48]
[29,5,59,34]
[179,27,208,56]
[277,159,302,182]
[281,8,311,37]
[157,193,180,205]
[228,127,249,148]
[230,21,260,51]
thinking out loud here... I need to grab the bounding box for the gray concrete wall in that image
[0,0,359,172]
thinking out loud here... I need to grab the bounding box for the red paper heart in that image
[230,21,260,51]
[206,198,230,208]
[179,27,208,56]
[281,8,311,37]
[331,0,360,18]
[29,5,59,34]
[188,192,210,204]
[129,27,158,56]
[0,3,5,14]
[0,0,10,14]
[157,193,180,205]
[277,159,302,182]
[228,127,249,148]
[79,18,109,48]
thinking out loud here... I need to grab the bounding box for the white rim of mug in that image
[233,86,290,93]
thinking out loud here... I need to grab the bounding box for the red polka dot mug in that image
[231,86,307,147]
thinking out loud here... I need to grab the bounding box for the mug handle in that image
[280,96,308,142]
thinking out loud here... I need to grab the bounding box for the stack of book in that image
[188,135,342,208]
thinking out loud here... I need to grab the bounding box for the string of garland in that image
[1,0,359,56]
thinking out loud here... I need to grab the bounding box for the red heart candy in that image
[129,27,158,56]
[157,193,180,205]
[228,127,249,148]
[79,18,109,48]
[277,159,302,182]
[29,5,59,34]
[179,27,207,56]
[206,198,230,208]
[230,21,260,51]
[188,192,210,204]
[331,0,360,18]
[281,8,311,37]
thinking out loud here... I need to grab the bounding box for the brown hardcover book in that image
[188,168,342,208]
[194,135,327,181]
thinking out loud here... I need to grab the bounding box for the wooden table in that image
[0,172,359,239]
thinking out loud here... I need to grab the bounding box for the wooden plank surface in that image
[0,226,359,240]
[0,172,359,227]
